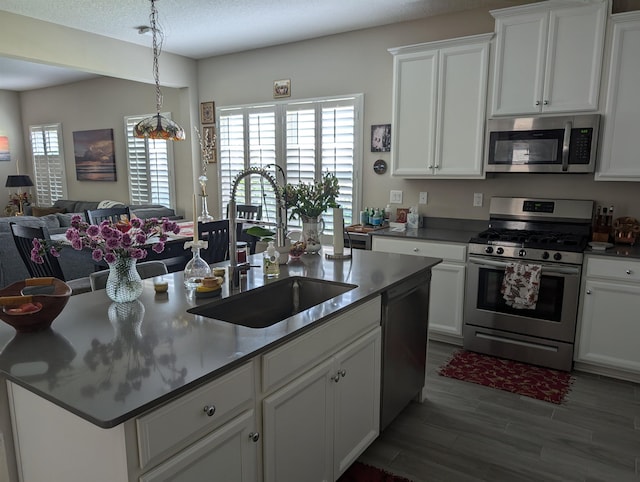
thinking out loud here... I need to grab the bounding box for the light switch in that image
[473,193,483,207]
[390,190,403,204]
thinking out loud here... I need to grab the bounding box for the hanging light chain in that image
[150,0,164,114]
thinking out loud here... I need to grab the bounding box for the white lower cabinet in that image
[575,256,640,381]
[372,236,466,343]
[139,409,257,482]
[262,327,381,482]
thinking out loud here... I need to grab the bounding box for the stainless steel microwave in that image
[485,114,600,173]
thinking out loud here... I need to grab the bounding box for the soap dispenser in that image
[263,241,280,278]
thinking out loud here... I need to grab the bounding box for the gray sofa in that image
[0,200,181,289]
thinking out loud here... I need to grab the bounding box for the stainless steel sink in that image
[188,277,357,328]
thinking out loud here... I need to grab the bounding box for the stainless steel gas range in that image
[463,197,594,371]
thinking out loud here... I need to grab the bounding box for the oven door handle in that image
[467,255,580,276]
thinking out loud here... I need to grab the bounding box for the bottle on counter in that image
[263,241,280,278]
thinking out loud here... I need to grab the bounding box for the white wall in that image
[198,6,640,220]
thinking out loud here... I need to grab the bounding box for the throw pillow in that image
[31,206,65,217]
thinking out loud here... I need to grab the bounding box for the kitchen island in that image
[0,249,440,482]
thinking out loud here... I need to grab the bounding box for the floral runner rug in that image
[438,350,574,404]
[338,461,413,482]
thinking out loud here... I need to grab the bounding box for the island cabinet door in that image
[139,409,258,482]
[333,327,381,479]
[262,357,334,482]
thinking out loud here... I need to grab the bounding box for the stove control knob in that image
[518,249,526,257]
[542,252,550,260]
[485,246,494,254]
[553,252,562,261]
[496,247,504,255]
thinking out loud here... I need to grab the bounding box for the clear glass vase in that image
[106,257,143,303]
[184,247,212,288]
[301,215,324,254]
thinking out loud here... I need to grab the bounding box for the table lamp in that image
[5,175,34,216]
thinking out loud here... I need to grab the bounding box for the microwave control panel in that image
[568,128,593,164]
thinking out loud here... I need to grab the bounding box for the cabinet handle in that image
[535,100,540,106]
[586,290,591,295]
[203,405,216,417]
[249,432,260,443]
[626,269,632,275]
[543,100,549,105]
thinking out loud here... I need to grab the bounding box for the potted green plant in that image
[280,172,340,254]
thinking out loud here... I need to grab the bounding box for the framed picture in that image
[0,136,9,161]
[273,79,291,98]
[73,129,117,181]
[202,126,217,163]
[371,124,391,152]
[200,101,215,124]
[396,208,409,224]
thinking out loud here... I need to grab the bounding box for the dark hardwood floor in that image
[358,341,640,482]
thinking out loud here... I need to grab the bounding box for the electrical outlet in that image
[419,192,428,204]
[473,192,483,207]
[390,190,403,204]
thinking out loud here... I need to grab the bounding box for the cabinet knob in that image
[428,165,434,169]
[543,100,549,105]
[203,405,216,417]
[413,247,420,252]
[249,432,260,443]
[535,100,540,106]
[434,164,440,169]
[339,369,346,378]
[586,290,592,295]
[626,269,632,275]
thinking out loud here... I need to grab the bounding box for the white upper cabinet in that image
[389,34,491,179]
[596,12,640,181]
[491,0,607,116]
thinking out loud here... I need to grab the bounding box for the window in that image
[218,95,362,234]
[124,114,176,208]
[29,123,67,206]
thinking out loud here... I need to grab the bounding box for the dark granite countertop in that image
[585,243,640,259]
[370,217,486,244]
[0,249,440,428]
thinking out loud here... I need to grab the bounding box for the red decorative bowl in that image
[0,278,71,333]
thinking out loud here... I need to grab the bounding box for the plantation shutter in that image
[124,115,175,208]
[30,123,67,206]
[217,94,362,236]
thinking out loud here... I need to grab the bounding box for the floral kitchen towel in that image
[501,262,542,309]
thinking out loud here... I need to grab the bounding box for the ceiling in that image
[0,0,539,91]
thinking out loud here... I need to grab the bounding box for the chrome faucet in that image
[228,167,287,288]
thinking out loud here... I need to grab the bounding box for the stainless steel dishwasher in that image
[380,270,432,430]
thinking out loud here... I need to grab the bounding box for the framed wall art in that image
[73,129,117,181]
[200,101,215,124]
[371,124,391,152]
[0,136,9,161]
[273,79,291,98]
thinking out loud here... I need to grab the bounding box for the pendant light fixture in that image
[134,0,185,141]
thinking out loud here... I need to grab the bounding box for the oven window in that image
[476,267,564,321]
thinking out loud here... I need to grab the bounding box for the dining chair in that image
[226,204,263,221]
[9,222,92,295]
[89,260,168,291]
[198,219,231,264]
[85,207,131,225]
